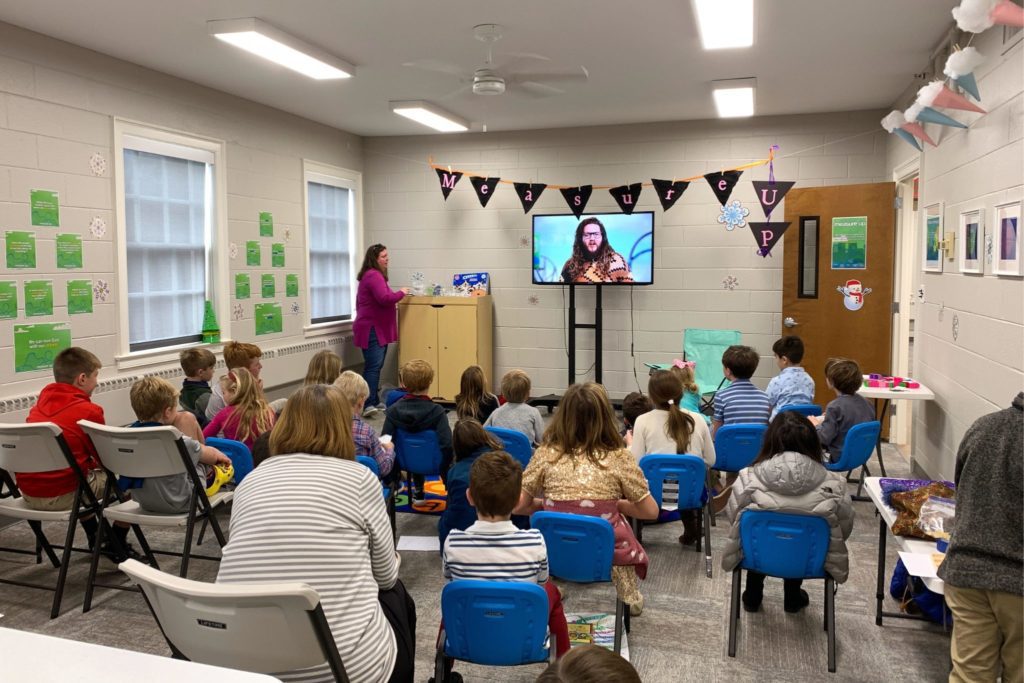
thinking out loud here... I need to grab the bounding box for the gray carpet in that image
[0,417,950,682]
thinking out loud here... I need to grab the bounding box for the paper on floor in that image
[396,535,441,552]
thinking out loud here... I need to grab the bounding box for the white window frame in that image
[112,119,229,368]
[302,159,362,336]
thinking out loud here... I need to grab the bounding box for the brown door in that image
[782,183,896,420]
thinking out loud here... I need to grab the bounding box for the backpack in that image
[889,558,951,625]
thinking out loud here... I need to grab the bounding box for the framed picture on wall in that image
[993,200,1022,277]
[958,209,984,274]
[923,202,943,273]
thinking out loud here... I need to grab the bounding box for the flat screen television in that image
[532,211,654,285]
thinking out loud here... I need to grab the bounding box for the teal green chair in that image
[646,328,741,416]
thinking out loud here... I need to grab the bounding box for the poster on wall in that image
[56,233,84,269]
[993,201,1022,277]
[0,281,17,319]
[259,211,274,237]
[958,209,984,274]
[286,274,299,297]
[30,189,60,227]
[235,273,251,299]
[272,243,285,268]
[923,203,944,273]
[14,323,72,373]
[24,280,54,317]
[254,303,282,336]
[246,241,261,266]
[831,216,867,269]
[5,231,37,269]
[261,274,275,298]
[67,280,93,315]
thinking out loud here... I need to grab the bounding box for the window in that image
[114,121,226,358]
[304,163,359,327]
[798,217,819,298]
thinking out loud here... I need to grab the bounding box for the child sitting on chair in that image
[670,360,710,424]
[179,348,216,427]
[620,391,653,442]
[809,358,875,461]
[766,335,815,418]
[722,411,853,613]
[442,450,570,671]
[455,365,500,423]
[437,419,505,545]
[128,377,232,514]
[203,368,275,450]
[712,345,770,437]
[484,369,545,446]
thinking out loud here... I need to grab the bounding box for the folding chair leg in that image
[826,577,837,673]
[51,511,79,618]
[728,569,741,657]
[195,518,209,546]
[28,521,61,568]
[613,599,625,655]
[703,504,713,578]
[206,508,228,547]
[433,628,449,683]
[180,512,197,578]
[131,524,159,570]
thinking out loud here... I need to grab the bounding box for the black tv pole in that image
[533,284,606,413]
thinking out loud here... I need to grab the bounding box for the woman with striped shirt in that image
[216,384,415,683]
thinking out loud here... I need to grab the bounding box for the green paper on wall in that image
[0,281,17,319]
[831,216,868,269]
[272,243,285,268]
[235,273,251,299]
[30,189,60,227]
[14,323,72,373]
[246,241,261,266]
[259,212,274,237]
[261,274,275,298]
[67,279,93,315]
[254,303,282,336]
[286,274,299,297]
[56,233,84,269]
[24,280,54,317]
[6,231,37,269]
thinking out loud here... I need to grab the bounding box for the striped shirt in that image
[442,520,548,584]
[713,379,771,426]
[217,454,398,683]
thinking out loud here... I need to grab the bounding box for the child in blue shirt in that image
[766,335,815,418]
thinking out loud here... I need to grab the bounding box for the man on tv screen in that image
[560,217,635,283]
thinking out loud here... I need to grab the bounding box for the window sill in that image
[115,340,226,371]
[303,320,353,339]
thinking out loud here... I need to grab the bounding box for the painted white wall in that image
[885,31,1023,480]
[0,21,365,408]
[364,112,890,397]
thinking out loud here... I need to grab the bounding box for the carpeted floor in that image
[0,411,951,682]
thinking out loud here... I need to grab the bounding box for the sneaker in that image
[375,402,386,411]
[784,589,810,613]
[629,596,644,616]
[412,488,425,502]
[362,405,379,418]
[99,541,145,564]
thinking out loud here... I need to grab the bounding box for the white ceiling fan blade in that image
[496,52,552,72]
[510,67,589,84]
[517,81,565,98]
[401,59,471,78]
[439,82,473,100]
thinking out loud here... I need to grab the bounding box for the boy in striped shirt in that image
[441,451,570,659]
[712,344,771,437]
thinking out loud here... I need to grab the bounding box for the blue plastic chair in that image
[713,424,767,473]
[824,421,881,500]
[531,511,626,654]
[777,404,823,417]
[393,428,444,504]
[484,426,533,470]
[356,456,397,537]
[433,580,555,681]
[205,437,253,485]
[638,454,713,578]
[728,511,836,673]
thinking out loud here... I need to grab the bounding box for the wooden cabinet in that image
[398,296,493,401]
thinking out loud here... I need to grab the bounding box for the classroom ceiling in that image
[0,1,960,137]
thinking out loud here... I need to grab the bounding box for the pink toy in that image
[868,379,887,388]
[905,381,920,389]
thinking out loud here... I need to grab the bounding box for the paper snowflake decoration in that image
[519,235,530,248]
[528,295,540,305]
[232,303,244,321]
[93,279,110,303]
[722,275,739,290]
[717,201,750,231]
[89,153,107,176]
[229,242,238,260]
[290,302,301,316]
[985,234,994,263]
[283,227,292,243]
[88,216,106,238]
[952,314,960,341]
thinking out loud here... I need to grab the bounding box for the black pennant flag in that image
[608,183,643,215]
[470,176,501,207]
[749,221,792,257]
[651,179,690,212]
[560,186,593,218]
[704,170,743,205]
[435,168,463,200]
[751,180,795,219]
[514,182,547,214]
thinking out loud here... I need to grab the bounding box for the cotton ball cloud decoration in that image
[953,0,1024,33]
[881,111,923,151]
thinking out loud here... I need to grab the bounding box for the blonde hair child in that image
[208,367,275,446]
[304,350,343,386]
[455,365,499,422]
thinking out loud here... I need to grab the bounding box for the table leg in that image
[875,513,886,626]
[873,399,889,477]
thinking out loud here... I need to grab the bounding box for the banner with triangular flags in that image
[651,179,690,211]
[608,183,642,215]
[749,221,792,257]
[514,182,547,214]
[751,180,795,220]
[470,176,501,207]
[435,168,463,200]
[705,170,743,205]
[560,186,593,218]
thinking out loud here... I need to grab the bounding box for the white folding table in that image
[854,380,935,497]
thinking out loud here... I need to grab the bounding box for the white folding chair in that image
[0,422,108,618]
[119,559,349,682]
[78,420,232,611]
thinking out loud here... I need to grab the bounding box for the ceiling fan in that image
[403,23,589,98]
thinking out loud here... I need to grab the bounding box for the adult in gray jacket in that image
[722,411,854,613]
[938,392,1022,683]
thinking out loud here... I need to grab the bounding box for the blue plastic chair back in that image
[778,404,823,417]
[441,580,550,665]
[825,421,881,472]
[205,437,253,484]
[532,511,613,583]
[713,424,767,472]
[484,427,533,470]
[394,428,444,477]
[639,454,707,510]
[738,511,830,579]
[356,455,381,477]
[684,328,741,397]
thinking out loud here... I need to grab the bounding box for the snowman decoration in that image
[837,279,872,311]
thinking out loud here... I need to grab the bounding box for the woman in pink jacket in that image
[353,244,409,416]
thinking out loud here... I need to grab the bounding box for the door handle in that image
[783,316,798,328]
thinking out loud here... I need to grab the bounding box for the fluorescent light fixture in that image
[207,18,353,80]
[693,0,754,49]
[712,78,756,118]
[390,101,469,133]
